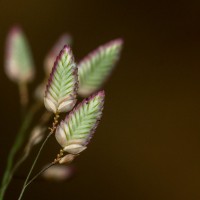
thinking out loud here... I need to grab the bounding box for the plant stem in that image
[0,102,42,200]
[18,83,28,107]
[25,162,56,188]
[18,83,29,116]
[18,127,56,200]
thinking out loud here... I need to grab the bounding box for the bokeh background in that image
[1,0,200,199]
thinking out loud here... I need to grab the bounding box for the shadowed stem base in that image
[0,102,42,200]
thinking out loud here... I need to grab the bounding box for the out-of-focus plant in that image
[5,26,35,108]
[42,165,75,181]
[0,25,123,200]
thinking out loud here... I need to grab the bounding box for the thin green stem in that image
[18,131,54,200]
[0,102,42,200]
[25,162,56,188]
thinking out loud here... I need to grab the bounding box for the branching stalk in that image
[25,162,56,188]
[18,114,59,200]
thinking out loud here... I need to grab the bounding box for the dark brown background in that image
[1,0,200,199]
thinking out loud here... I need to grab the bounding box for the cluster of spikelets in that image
[2,25,123,197]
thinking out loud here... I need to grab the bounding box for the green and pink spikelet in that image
[55,91,105,154]
[78,39,123,97]
[44,45,78,114]
[35,34,72,101]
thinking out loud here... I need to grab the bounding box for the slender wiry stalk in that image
[18,114,59,200]
[25,162,56,188]
[0,102,42,200]
[18,132,52,200]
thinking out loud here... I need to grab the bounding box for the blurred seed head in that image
[5,26,35,83]
[44,34,72,75]
[25,126,46,153]
[34,80,47,101]
[42,165,74,181]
